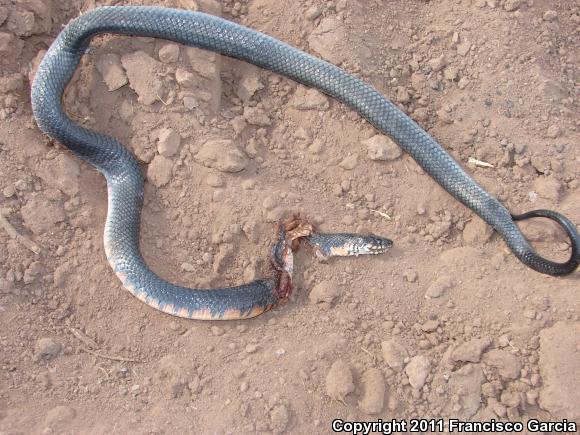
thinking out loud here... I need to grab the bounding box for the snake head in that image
[307,233,393,258]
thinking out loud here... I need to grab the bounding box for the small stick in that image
[468,157,494,168]
[0,213,41,254]
[370,209,392,220]
[80,347,141,363]
[68,327,99,349]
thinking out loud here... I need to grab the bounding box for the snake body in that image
[31,7,580,319]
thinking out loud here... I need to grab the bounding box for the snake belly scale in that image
[31,7,580,320]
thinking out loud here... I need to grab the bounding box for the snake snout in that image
[363,235,393,254]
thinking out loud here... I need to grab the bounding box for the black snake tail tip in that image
[511,209,580,276]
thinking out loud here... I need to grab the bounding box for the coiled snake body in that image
[31,7,580,320]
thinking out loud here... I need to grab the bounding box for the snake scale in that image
[31,6,580,320]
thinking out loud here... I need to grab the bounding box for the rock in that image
[157,128,181,157]
[195,139,248,173]
[339,155,358,170]
[425,274,455,298]
[381,339,408,371]
[364,135,402,161]
[542,10,558,22]
[358,368,385,414]
[309,280,340,308]
[483,349,521,380]
[503,0,522,12]
[452,338,491,363]
[21,196,66,235]
[269,404,289,434]
[121,51,163,105]
[96,53,128,91]
[546,124,561,138]
[147,155,174,187]
[539,321,580,419]
[405,355,431,389]
[35,338,61,361]
[290,88,329,111]
[456,41,471,56]
[175,68,196,87]
[325,359,354,400]
[36,153,80,196]
[462,217,493,245]
[237,67,263,102]
[446,364,485,418]
[308,17,346,64]
[158,43,180,63]
[533,177,562,202]
[243,106,271,126]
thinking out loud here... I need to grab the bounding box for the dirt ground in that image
[1,0,579,433]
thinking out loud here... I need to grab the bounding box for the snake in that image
[31,6,580,320]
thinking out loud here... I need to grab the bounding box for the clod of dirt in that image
[21,195,66,235]
[158,43,180,63]
[175,68,196,87]
[36,153,80,196]
[539,321,580,419]
[325,359,354,400]
[308,17,346,65]
[339,154,358,170]
[147,155,174,187]
[483,349,521,380]
[35,338,62,361]
[358,368,385,415]
[451,338,491,363]
[304,5,322,21]
[428,54,447,72]
[308,280,340,308]
[405,355,431,389]
[243,106,271,127]
[269,404,290,434]
[194,138,248,173]
[425,274,455,299]
[364,135,402,161]
[542,10,558,22]
[381,339,408,371]
[43,405,76,430]
[533,177,562,202]
[290,87,329,111]
[462,217,493,245]
[157,128,181,157]
[121,51,163,105]
[96,53,128,92]
[546,124,561,138]
[445,364,485,418]
[237,66,264,102]
[503,0,522,12]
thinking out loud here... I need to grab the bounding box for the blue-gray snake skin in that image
[31,7,580,319]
